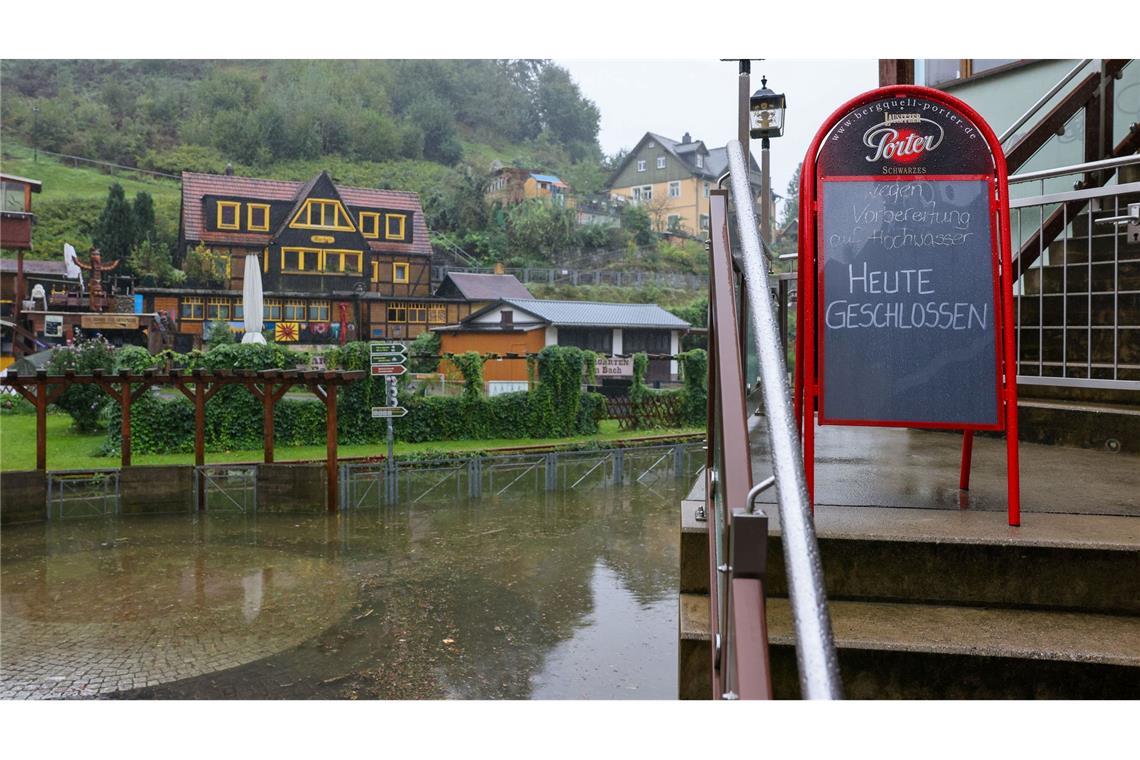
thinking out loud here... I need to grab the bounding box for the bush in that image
[46,337,116,433]
[101,343,607,455]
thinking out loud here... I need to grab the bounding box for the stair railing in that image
[703,141,841,700]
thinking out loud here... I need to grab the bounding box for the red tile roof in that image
[181,172,432,256]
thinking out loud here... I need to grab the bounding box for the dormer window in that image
[247,203,270,232]
[359,211,381,239]
[217,201,241,230]
[386,213,407,241]
[290,198,356,231]
[696,155,704,169]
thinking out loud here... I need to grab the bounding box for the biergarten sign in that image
[595,356,634,377]
[796,85,1021,526]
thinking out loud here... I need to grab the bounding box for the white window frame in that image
[704,182,711,198]
[696,154,704,169]
[637,160,646,172]
[656,156,667,169]
[668,181,681,198]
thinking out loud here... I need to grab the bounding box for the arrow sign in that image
[370,353,407,365]
[370,342,406,355]
[371,364,407,376]
[372,406,408,418]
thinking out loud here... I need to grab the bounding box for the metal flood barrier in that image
[193,465,258,514]
[339,442,706,510]
[47,470,120,520]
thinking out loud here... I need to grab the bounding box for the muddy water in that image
[0,481,683,700]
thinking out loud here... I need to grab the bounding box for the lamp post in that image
[32,105,40,162]
[749,77,786,247]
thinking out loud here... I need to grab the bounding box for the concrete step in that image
[1015,397,1140,452]
[678,592,711,700]
[1019,255,1140,295]
[766,598,1140,699]
[764,507,1139,614]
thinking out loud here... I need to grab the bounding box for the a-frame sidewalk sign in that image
[795,84,1021,526]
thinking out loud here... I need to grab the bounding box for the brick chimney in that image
[682,132,692,144]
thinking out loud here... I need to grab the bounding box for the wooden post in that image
[35,380,47,471]
[120,381,132,468]
[195,380,205,512]
[263,386,275,464]
[325,383,338,513]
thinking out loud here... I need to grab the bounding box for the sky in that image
[558,59,880,202]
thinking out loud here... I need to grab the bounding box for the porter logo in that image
[863,114,945,164]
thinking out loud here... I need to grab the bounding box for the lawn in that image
[0,412,702,471]
[0,142,181,203]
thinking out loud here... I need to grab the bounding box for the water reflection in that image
[1,481,683,699]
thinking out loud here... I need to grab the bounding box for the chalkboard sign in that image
[819,178,1000,427]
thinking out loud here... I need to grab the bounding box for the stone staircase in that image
[678,481,1140,699]
[1013,205,1140,451]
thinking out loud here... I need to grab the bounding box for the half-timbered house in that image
[139,170,478,350]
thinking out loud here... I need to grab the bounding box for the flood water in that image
[0,479,684,700]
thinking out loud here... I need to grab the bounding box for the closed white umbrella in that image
[241,254,266,344]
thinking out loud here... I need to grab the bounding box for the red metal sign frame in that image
[795,84,1021,526]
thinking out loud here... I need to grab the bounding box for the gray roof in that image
[0,258,67,275]
[499,298,690,330]
[608,131,765,188]
[440,272,533,301]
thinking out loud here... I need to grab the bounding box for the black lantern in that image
[749,77,786,140]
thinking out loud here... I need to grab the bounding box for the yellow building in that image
[607,132,769,235]
[485,168,571,207]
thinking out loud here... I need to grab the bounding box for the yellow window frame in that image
[247,203,271,232]
[217,201,241,230]
[387,302,407,323]
[308,300,331,322]
[289,199,357,232]
[181,297,205,321]
[392,261,410,284]
[281,247,320,272]
[385,213,407,240]
[321,249,363,275]
[264,299,283,321]
[206,298,231,321]
[359,211,381,239]
[427,304,446,324]
[407,303,427,323]
[283,300,306,321]
[371,261,380,282]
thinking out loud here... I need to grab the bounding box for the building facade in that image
[436,298,690,394]
[485,168,570,207]
[141,170,478,350]
[606,132,768,235]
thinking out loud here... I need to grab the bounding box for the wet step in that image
[765,507,1140,614]
[678,592,711,700]
[766,598,1140,699]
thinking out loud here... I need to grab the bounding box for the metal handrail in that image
[724,140,842,699]
[999,59,1094,144]
[1008,154,1140,184]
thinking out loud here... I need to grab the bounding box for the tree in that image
[183,244,229,287]
[92,183,135,266]
[133,191,156,246]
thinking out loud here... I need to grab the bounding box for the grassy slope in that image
[0,413,700,472]
[1,142,181,203]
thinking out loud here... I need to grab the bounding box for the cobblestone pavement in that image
[1,541,356,699]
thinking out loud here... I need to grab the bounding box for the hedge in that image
[100,342,606,455]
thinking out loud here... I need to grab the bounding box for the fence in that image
[1010,176,1140,390]
[339,442,705,510]
[606,395,685,430]
[432,265,708,291]
[193,465,258,513]
[47,470,120,519]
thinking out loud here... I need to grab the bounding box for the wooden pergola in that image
[2,368,366,512]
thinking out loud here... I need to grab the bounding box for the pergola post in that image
[120,380,132,468]
[35,379,47,471]
[263,387,275,464]
[194,379,205,512]
[325,383,338,513]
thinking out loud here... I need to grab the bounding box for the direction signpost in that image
[370,341,407,502]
